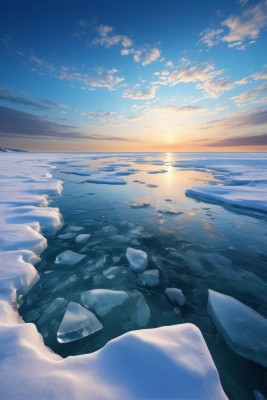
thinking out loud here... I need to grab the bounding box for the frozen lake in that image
[1,152,267,400]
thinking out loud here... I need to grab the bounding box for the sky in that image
[0,0,267,152]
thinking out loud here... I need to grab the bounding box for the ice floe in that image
[57,301,103,343]
[75,234,91,244]
[131,290,150,327]
[207,290,267,368]
[126,247,148,272]
[186,185,267,214]
[87,175,127,185]
[81,289,128,317]
[139,269,159,286]
[165,288,186,306]
[55,250,86,265]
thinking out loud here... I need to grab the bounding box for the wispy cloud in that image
[122,85,158,100]
[231,81,267,104]
[152,105,205,114]
[92,24,133,48]
[17,51,124,91]
[200,0,267,50]
[0,86,51,110]
[204,106,267,130]
[0,106,139,142]
[154,60,249,98]
[206,133,267,147]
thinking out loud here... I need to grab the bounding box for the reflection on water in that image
[20,154,267,400]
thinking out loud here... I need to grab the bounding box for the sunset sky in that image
[1,0,267,152]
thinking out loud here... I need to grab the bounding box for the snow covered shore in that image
[0,153,227,400]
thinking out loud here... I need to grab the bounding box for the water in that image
[19,153,267,400]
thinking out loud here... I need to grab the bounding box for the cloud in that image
[42,99,68,109]
[122,85,158,100]
[0,86,51,110]
[204,106,267,130]
[154,60,248,98]
[141,47,161,66]
[152,105,205,113]
[0,106,83,139]
[199,0,267,49]
[92,24,133,48]
[199,29,224,47]
[0,106,139,142]
[20,52,124,91]
[206,133,267,147]
[231,81,267,104]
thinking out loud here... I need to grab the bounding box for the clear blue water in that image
[20,153,267,400]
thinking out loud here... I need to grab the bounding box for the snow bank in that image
[0,153,227,400]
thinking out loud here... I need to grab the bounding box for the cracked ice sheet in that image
[186,185,267,214]
[0,153,227,400]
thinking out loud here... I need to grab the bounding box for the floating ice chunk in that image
[87,175,127,185]
[58,232,76,239]
[81,289,128,317]
[68,225,84,232]
[207,290,267,368]
[103,266,120,279]
[57,302,103,343]
[147,169,168,174]
[75,234,91,244]
[112,256,121,263]
[146,184,158,188]
[130,199,151,208]
[55,250,86,265]
[114,170,135,176]
[132,291,150,327]
[254,390,267,400]
[52,274,79,292]
[165,288,186,306]
[38,298,68,324]
[139,270,159,286]
[126,247,148,272]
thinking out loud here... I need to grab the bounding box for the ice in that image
[58,232,76,239]
[207,290,267,368]
[164,288,186,306]
[38,298,68,324]
[55,250,86,265]
[103,266,120,279]
[126,247,148,272]
[52,274,79,292]
[147,169,168,174]
[186,185,267,214]
[146,183,158,188]
[87,175,127,185]
[75,234,91,244]
[57,301,103,343]
[130,198,151,208]
[68,225,84,232]
[132,291,150,327]
[81,289,128,317]
[139,270,159,286]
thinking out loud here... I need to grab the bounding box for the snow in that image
[207,290,267,368]
[0,153,227,400]
[165,288,186,306]
[55,250,86,265]
[126,247,148,272]
[81,289,129,317]
[57,301,103,343]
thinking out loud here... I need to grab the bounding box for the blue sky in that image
[0,0,267,151]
